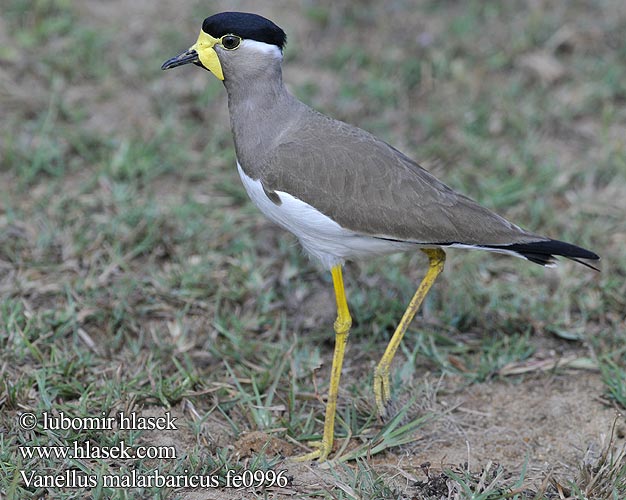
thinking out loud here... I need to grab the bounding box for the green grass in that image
[1,0,625,498]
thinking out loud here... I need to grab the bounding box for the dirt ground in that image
[138,372,620,498]
[3,0,624,498]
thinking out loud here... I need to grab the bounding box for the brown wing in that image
[258,110,544,246]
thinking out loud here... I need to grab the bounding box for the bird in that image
[162,11,600,462]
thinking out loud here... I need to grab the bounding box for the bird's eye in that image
[221,35,241,50]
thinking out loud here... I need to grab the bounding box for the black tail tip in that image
[491,239,600,271]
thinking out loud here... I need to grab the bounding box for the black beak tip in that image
[161,50,199,71]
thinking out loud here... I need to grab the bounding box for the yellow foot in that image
[373,364,391,418]
[293,440,332,462]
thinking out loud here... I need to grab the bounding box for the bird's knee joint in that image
[423,248,446,269]
[334,316,352,336]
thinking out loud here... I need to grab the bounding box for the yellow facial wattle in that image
[191,30,224,80]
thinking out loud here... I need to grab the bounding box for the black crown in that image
[202,12,287,51]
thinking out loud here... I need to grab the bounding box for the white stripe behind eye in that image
[239,39,283,58]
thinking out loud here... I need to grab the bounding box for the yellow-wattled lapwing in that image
[162,11,599,462]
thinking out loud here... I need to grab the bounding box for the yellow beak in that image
[161,30,224,81]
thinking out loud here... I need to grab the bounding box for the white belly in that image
[236,163,412,269]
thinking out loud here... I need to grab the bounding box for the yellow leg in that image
[374,248,445,417]
[296,264,352,462]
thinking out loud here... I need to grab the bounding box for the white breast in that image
[236,163,412,269]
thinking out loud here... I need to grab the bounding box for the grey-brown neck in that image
[223,53,305,178]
